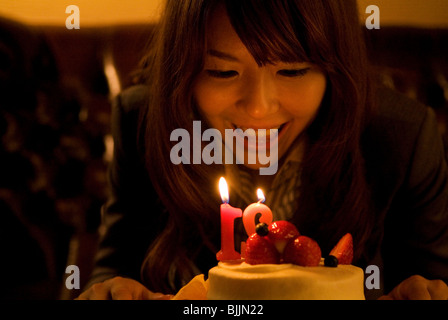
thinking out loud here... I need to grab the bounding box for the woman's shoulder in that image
[115,84,149,114]
[363,86,436,143]
[370,86,430,128]
[362,85,442,176]
[111,85,149,150]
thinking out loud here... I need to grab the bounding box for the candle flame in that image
[219,177,229,204]
[257,188,265,203]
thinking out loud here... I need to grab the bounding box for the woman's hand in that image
[379,275,448,300]
[75,276,173,300]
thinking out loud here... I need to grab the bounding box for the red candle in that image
[216,177,242,261]
[242,188,273,236]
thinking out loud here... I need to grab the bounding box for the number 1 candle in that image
[216,177,242,261]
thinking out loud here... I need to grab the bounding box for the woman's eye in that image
[277,68,310,77]
[206,70,239,78]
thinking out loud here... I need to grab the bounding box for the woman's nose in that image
[237,73,278,119]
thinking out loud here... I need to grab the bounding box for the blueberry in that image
[255,223,269,236]
[324,255,339,267]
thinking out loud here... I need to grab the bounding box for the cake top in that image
[244,220,354,268]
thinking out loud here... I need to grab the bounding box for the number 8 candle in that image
[216,177,242,261]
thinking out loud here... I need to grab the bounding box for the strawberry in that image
[329,233,353,264]
[267,221,300,254]
[283,235,321,267]
[245,233,280,265]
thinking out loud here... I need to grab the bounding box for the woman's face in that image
[193,5,327,170]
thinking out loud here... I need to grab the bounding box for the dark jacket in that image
[87,85,448,298]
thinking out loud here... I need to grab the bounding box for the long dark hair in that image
[138,0,376,293]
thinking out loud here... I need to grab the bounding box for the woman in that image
[78,0,448,299]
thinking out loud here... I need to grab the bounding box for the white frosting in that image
[207,261,365,300]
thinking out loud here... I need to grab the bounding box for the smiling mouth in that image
[231,122,288,137]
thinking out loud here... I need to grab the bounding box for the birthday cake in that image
[207,260,364,300]
[206,221,364,300]
[173,221,365,300]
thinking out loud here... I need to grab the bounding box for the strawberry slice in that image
[283,235,321,267]
[245,233,280,265]
[329,233,353,264]
[267,221,300,254]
